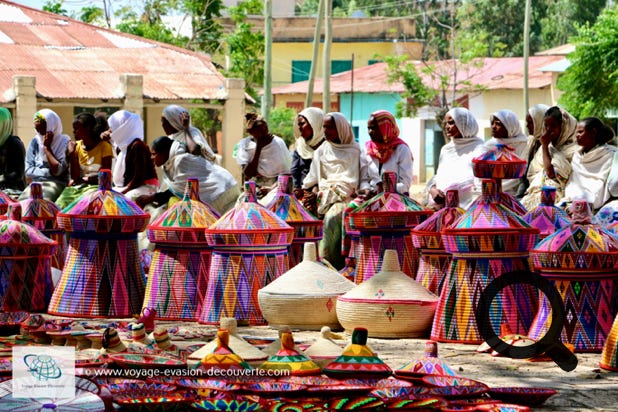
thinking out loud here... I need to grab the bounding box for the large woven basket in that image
[258,243,354,330]
[471,143,526,179]
[336,249,439,338]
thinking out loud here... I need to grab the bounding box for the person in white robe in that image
[161,104,217,162]
[426,107,485,210]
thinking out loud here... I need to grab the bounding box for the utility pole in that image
[523,0,531,113]
[305,0,324,108]
[263,0,273,122]
[322,0,332,112]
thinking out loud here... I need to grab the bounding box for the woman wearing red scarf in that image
[361,110,414,196]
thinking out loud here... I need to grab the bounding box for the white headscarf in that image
[32,109,71,165]
[108,110,144,188]
[162,104,216,162]
[565,144,617,210]
[294,107,325,160]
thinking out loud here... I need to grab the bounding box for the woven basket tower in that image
[258,242,354,330]
[0,203,56,312]
[48,169,149,318]
[199,181,294,325]
[337,249,439,338]
[143,177,219,321]
[412,189,464,295]
[523,186,571,241]
[264,175,323,268]
[529,199,618,352]
[601,315,618,371]
[20,182,65,270]
[348,171,432,284]
[431,176,540,344]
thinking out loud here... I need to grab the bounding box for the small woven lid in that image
[338,250,438,304]
[189,317,267,362]
[57,169,149,233]
[148,178,219,244]
[259,331,322,376]
[265,175,322,224]
[397,341,457,376]
[198,329,253,371]
[102,327,127,353]
[349,172,432,230]
[259,243,355,296]
[206,181,294,246]
[304,326,345,359]
[19,182,62,231]
[0,203,56,255]
[322,327,392,378]
[532,200,618,271]
[523,187,570,238]
[472,143,527,179]
[412,190,464,250]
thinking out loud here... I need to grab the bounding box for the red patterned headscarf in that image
[365,110,411,164]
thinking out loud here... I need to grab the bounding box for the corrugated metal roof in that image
[272,55,565,95]
[0,0,229,103]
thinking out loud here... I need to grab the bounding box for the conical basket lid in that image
[189,318,267,362]
[265,175,321,223]
[523,187,570,238]
[197,329,253,371]
[412,190,464,250]
[472,143,526,179]
[0,190,12,215]
[396,341,457,377]
[259,331,321,376]
[0,203,56,255]
[206,181,293,246]
[148,177,219,244]
[19,182,61,231]
[322,328,392,378]
[338,250,438,303]
[260,243,354,296]
[57,169,149,232]
[304,327,344,359]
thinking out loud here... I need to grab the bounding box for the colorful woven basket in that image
[529,200,618,352]
[0,190,13,216]
[264,175,323,268]
[143,178,219,321]
[0,203,56,312]
[199,181,294,325]
[259,330,322,376]
[196,329,253,372]
[337,249,439,338]
[395,340,457,378]
[600,315,618,371]
[469,179,527,216]
[348,172,432,283]
[48,169,149,318]
[412,190,464,295]
[19,182,65,270]
[523,186,571,241]
[258,242,354,330]
[432,179,539,344]
[472,143,527,179]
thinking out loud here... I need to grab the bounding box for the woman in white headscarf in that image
[161,104,216,162]
[108,110,159,200]
[426,107,485,210]
[484,109,529,196]
[291,107,325,199]
[302,112,360,269]
[20,109,71,202]
[521,106,578,210]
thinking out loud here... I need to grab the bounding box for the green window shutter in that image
[331,60,352,74]
[292,60,311,83]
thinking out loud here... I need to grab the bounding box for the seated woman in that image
[107,110,159,200]
[291,107,325,199]
[233,113,291,198]
[426,107,484,210]
[19,109,71,202]
[483,109,529,196]
[521,106,578,210]
[55,112,113,209]
[135,136,240,216]
[161,104,217,162]
[361,109,413,196]
[302,112,360,270]
[519,104,550,197]
[561,117,616,213]
[0,108,26,199]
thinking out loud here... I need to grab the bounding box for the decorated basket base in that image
[415,252,452,296]
[354,233,419,284]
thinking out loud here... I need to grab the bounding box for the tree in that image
[558,6,618,119]
[114,1,185,46]
[383,55,436,118]
[42,0,68,16]
[183,0,224,53]
[268,106,297,147]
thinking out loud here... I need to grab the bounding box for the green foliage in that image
[42,0,68,16]
[558,6,618,119]
[189,106,221,152]
[78,6,105,24]
[268,106,297,147]
[114,0,186,46]
[183,0,224,53]
[383,55,436,117]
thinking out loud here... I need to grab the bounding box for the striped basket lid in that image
[148,177,219,244]
[472,143,527,179]
[349,172,432,230]
[57,169,149,233]
[259,243,354,296]
[206,181,294,247]
[197,329,253,371]
[19,182,62,231]
[523,186,570,239]
[412,190,464,250]
[265,175,321,223]
[442,179,539,254]
[0,203,56,256]
[532,199,618,272]
[259,331,322,376]
[468,179,527,216]
[0,190,13,215]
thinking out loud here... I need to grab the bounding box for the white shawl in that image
[293,107,325,160]
[108,110,144,189]
[564,144,617,210]
[233,135,291,178]
[32,109,71,166]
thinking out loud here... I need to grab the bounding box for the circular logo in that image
[24,354,62,381]
[474,270,578,372]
